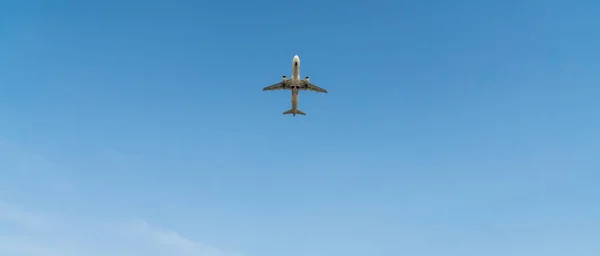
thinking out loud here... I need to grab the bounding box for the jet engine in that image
[305,76,310,84]
[282,76,286,83]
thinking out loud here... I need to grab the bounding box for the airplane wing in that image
[301,80,328,93]
[263,79,292,91]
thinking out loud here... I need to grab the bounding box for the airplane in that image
[262,55,327,116]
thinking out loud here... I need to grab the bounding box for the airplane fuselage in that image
[290,55,301,116]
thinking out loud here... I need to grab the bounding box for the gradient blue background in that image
[1,0,599,255]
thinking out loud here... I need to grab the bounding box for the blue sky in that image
[1,0,599,255]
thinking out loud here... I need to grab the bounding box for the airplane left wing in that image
[263,79,291,91]
[301,80,328,93]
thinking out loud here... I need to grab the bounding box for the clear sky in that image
[1,0,599,255]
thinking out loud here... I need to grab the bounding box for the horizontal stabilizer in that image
[282,109,306,115]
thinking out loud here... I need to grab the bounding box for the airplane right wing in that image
[263,79,292,91]
[301,80,328,93]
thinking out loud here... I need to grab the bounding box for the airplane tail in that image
[282,109,306,116]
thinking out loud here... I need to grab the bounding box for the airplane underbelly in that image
[291,94,299,108]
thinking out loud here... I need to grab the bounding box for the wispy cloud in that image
[0,138,76,197]
[0,138,241,256]
[0,202,241,256]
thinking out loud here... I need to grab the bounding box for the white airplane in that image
[263,55,327,116]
